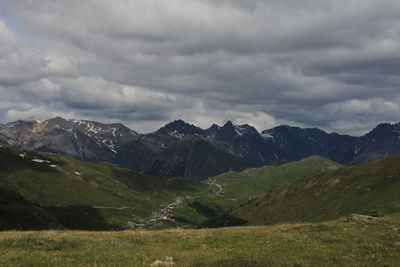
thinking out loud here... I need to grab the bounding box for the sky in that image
[0,0,399,135]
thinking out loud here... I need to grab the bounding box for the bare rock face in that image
[346,214,382,222]
[0,117,139,163]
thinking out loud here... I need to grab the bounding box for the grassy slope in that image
[173,156,341,225]
[0,214,399,266]
[0,146,209,229]
[212,155,340,200]
[232,154,400,225]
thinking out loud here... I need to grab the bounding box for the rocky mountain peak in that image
[209,123,221,129]
[43,116,67,126]
[366,122,400,139]
[215,121,258,138]
[214,121,238,142]
[164,119,187,129]
[223,120,234,128]
[24,117,41,123]
[205,123,221,136]
[234,124,259,136]
[158,119,205,138]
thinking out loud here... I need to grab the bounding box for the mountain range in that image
[1,116,400,180]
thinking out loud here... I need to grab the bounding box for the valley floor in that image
[1,214,400,266]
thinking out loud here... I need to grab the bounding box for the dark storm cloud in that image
[0,0,400,134]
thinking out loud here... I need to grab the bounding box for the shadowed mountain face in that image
[350,123,400,164]
[144,136,245,181]
[262,126,367,164]
[1,117,400,180]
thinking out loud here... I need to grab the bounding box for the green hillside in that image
[211,155,340,200]
[230,154,400,225]
[0,146,209,230]
[173,156,341,225]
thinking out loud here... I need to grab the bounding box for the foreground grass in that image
[1,214,399,266]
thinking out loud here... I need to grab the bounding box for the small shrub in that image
[369,209,384,218]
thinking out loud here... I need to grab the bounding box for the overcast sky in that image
[0,0,399,135]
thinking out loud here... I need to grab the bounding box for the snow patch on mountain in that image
[262,132,274,139]
[234,125,246,136]
[354,146,362,155]
[70,119,83,125]
[32,159,51,163]
[111,128,116,137]
[170,130,185,139]
[102,139,117,154]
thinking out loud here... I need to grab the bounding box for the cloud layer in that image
[1,0,400,134]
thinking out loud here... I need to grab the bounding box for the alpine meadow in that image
[1,0,400,266]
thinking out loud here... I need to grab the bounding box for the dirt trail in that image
[206,179,224,196]
[92,206,135,210]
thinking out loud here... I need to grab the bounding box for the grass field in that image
[1,213,399,266]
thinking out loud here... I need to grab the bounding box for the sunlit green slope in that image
[230,154,400,225]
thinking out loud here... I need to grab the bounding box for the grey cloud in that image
[1,0,400,135]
